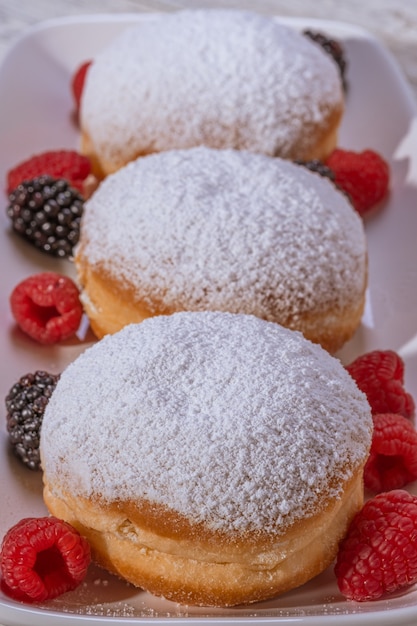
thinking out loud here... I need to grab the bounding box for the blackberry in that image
[6,175,84,259]
[303,29,348,91]
[295,159,335,181]
[5,371,60,470]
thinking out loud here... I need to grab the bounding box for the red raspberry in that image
[71,60,92,116]
[346,350,415,419]
[365,413,417,492]
[325,148,389,217]
[10,272,83,344]
[6,149,91,195]
[335,490,417,601]
[0,516,90,602]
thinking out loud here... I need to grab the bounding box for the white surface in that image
[1,0,417,101]
[0,12,417,626]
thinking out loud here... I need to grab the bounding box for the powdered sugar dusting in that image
[81,9,343,165]
[77,147,366,321]
[41,312,372,534]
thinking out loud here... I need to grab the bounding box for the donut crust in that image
[75,259,367,353]
[80,105,343,180]
[44,471,365,607]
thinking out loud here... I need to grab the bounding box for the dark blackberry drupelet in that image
[295,159,335,181]
[5,371,60,470]
[303,29,348,91]
[6,175,84,258]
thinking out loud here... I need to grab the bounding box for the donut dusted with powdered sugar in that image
[41,311,372,606]
[80,9,344,175]
[75,146,367,352]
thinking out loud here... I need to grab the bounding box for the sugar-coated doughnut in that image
[40,312,372,607]
[80,9,344,175]
[75,146,367,353]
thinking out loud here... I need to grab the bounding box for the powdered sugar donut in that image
[75,146,367,353]
[80,9,344,175]
[41,311,372,606]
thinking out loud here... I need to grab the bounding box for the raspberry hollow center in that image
[34,545,74,591]
[376,454,405,474]
[27,300,60,327]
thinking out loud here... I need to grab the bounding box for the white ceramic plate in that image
[1,12,417,626]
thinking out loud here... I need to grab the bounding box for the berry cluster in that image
[298,148,390,217]
[346,349,416,493]
[0,517,90,602]
[294,158,335,181]
[7,149,91,195]
[7,175,84,259]
[335,490,417,602]
[5,370,60,470]
[10,272,83,345]
[335,349,417,601]
[346,350,415,420]
[1,62,96,605]
[365,414,417,493]
[1,270,87,601]
[303,29,348,91]
[5,271,82,472]
[326,148,390,217]
[71,60,92,118]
